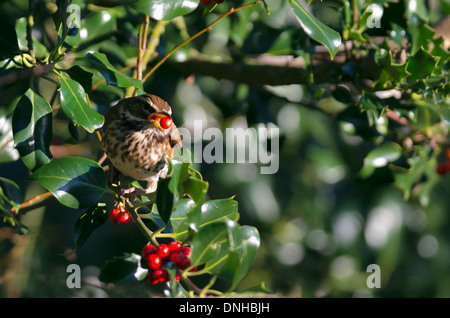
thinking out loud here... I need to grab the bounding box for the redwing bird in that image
[101,94,182,195]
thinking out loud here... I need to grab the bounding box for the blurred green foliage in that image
[0,0,450,297]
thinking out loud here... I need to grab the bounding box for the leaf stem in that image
[10,191,54,215]
[142,1,263,82]
[200,275,221,297]
[26,0,36,63]
[125,198,154,243]
[137,14,150,82]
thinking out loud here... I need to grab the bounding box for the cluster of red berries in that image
[436,149,450,176]
[200,0,224,5]
[142,241,194,284]
[109,203,131,225]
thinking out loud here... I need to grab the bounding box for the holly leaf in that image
[29,157,108,209]
[190,221,231,273]
[173,197,239,242]
[99,253,147,283]
[359,141,403,178]
[12,89,53,171]
[64,66,93,93]
[85,52,144,91]
[156,160,190,224]
[59,76,104,133]
[226,225,260,291]
[133,0,199,21]
[288,0,342,59]
[72,202,108,253]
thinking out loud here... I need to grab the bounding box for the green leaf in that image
[409,105,441,130]
[156,177,174,224]
[173,197,239,242]
[64,66,93,93]
[288,0,341,59]
[0,177,27,234]
[374,47,408,88]
[190,221,231,273]
[133,0,199,21]
[226,225,260,291]
[59,75,104,133]
[392,146,435,203]
[407,15,434,54]
[359,141,403,178]
[85,52,144,91]
[99,253,147,283]
[29,157,108,209]
[12,89,53,171]
[79,11,116,43]
[72,202,108,253]
[0,177,21,208]
[406,48,437,80]
[156,160,190,224]
[15,17,48,59]
[184,176,209,204]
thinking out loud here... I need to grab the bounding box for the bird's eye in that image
[144,102,156,113]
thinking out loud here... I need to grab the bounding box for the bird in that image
[101,94,182,195]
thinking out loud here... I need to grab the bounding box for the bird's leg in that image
[119,179,157,200]
[118,160,167,199]
[109,166,118,185]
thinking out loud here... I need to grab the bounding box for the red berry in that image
[156,244,170,258]
[117,211,130,224]
[146,273,159,285]
[109,207,121,222]
[182,246,191,257]
[170,250,186,265]
[200,0,211,4]
[160,116,173,129]
[151,267,167,282]
[437,163,446,175]
[142,244,156,258]
[168,241,182,252]
[178,257,191,270]
[147,254,161,269]
[175,274,181,281]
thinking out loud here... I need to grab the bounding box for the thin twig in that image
[125,198,154,243]
[10,192,53,215]
[0,138,13,154]
[26,0,36,62]
[142,1,263,82]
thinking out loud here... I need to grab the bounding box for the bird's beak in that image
[149,113,166,130]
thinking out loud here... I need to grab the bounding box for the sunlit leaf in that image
[173,197,239,241]
[59,75,104,133]
[30,157,108,209]
[288,0,342,59]
[133,0,199,21]
[359,141,403,178]
[12,89,53,171]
